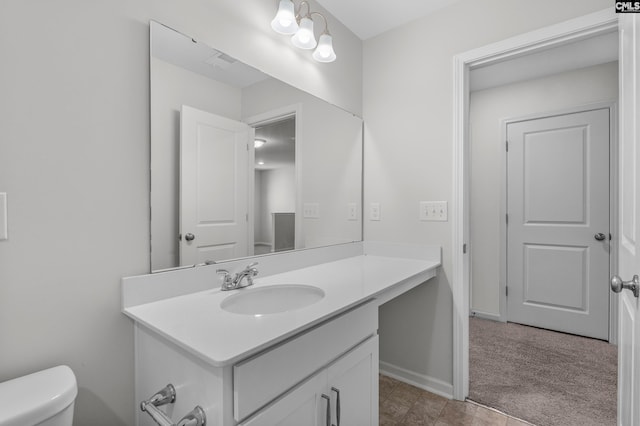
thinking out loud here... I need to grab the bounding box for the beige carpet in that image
[469,317,617,426]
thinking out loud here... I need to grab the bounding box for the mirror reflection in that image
[150,21,363,272]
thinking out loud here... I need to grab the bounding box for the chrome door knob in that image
[594,233,606,241]
[611,275,640,298]
[185,233,195,242]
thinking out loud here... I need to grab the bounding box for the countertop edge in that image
[124,249,441,368]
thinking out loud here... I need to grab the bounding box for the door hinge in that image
[463,243,467,254]
[506,213,509,225]
[506,286,509,297]
[246,213,249,222]
[506,140,509,152]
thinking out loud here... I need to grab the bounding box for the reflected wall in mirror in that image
[150,21,363,272]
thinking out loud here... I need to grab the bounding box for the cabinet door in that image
[327,336,379,426]
[240,371,328,426]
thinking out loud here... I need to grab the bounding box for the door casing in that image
[452,8,619,400]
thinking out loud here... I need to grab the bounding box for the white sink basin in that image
[220,284,325,315]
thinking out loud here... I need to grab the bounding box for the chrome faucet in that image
[217,262,259,291]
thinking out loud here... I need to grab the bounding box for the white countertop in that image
[123,245,440,367]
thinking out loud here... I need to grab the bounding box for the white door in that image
[615,13,640,426]
[507,108,610,340]
[180,105,252,265]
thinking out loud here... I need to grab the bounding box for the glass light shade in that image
[312,33,336,62]
[291,17,317,49]
[271,0,299,35]
[254,138,266,148]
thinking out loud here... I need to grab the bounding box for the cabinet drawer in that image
[233,301,377,421]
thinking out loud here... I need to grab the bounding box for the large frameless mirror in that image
[150,21,363,272]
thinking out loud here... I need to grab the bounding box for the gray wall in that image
[0,1,362,424]
[469,61,619,317]
[364,0,611,391]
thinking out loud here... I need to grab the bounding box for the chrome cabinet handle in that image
[331,387,341,426]
[611,275,640,298]
[594,233,606,241]
[185,233,195,242]
[321,394,331,426]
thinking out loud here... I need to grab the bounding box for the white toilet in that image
[0,365,77,426]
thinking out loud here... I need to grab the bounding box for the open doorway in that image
[471,72,618,426]
[252,116,297,255]
[451,9,621,424]
[467,61,618,423]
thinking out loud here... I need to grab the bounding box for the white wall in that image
[243,78,363,249]
[0,1,362,424]
[469,61,618,317]
[364,0,610,392]
[151,57,242,270]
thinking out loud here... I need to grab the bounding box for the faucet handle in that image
[246,262,258,269]
[217,269,234,290]
[217,268,232,281]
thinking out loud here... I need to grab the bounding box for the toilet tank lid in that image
[0,365,77,425]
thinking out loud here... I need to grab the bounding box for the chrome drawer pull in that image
[331,387,341,426]
[321,394,331,426]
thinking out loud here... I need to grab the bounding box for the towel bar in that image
[140,384,206,426]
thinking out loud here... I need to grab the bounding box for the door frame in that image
[497,103,618,342]
[451,8,618,400]
[245,104,302,254]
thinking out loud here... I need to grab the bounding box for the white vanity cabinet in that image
[126,243,441,426]
[241,336,378,426]
[135,301,379,426]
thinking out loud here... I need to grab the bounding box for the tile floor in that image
[379,375,533,426]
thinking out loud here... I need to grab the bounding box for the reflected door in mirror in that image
[180,105,253,264]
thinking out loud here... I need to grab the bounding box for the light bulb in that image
[312,33,336,62]
[291,17,317,50]
[271,0,298,35]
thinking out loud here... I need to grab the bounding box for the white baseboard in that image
[379,361,453,399]
[470,310,503,322]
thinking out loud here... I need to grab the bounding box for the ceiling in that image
[255,117,296,171]
[315,0,462,40]
[152,22,268,88]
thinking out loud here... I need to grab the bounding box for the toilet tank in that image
[0,365,77,426]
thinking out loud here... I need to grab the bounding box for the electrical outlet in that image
[347,203,358,221]
[303,202,319,218]
[370,202,381,221]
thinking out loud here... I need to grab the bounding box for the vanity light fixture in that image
[270,0,336,63]
[254,138,267,148]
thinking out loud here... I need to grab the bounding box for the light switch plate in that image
[419,201,448,221]
[370,202,381,221]
[347,203,358,221]
[303,202,319,218]
[0,193,7,240]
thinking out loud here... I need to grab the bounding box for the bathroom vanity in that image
[122,242,440,426]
